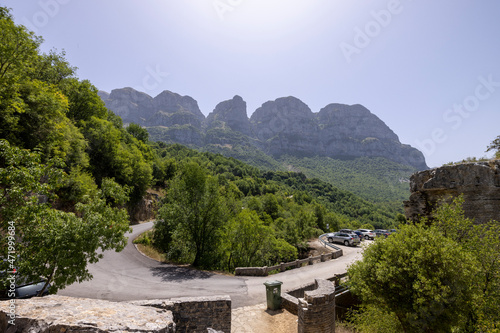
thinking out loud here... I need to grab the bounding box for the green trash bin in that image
[263,280,283,310]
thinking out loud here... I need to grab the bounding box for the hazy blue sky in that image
[4,0,500,168]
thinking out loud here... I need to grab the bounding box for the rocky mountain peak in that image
[101,87,155,124]
[318,103,399,142]
[251,96,314,125]
[99,88,428,169]
[152,90,204,121]
[206,95,250,135]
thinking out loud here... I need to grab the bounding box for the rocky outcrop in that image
[100,88,203,128]
[99,88,428,169]
[102,87,155,125]
[151,91,205,128]
[248,98,426,169]
[1,295,232,333]
[205,95,251,136]
[130,191,159,223]
[0,295,175,332]
[404,160,500,224]
[250,97,319,157]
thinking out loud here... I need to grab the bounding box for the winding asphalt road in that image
[58,222,363,308]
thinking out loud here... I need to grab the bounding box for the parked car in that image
[388,229,398,234]
[352,230,364,239]
[356,229,376,240]
[0,269,50,299]
[326,232,361,246]
[373,229,390,238]
[338,229,364,239]
[1,280,50,299]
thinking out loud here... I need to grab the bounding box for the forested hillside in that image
[202,142,416,206]
[278,155,415,205]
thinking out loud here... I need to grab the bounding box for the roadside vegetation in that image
[347,196,500,332]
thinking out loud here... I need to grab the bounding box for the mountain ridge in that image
[99,87,428,170]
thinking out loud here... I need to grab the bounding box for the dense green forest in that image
[0,5,401,285]
[277,155,415,204]
[200,141,416,206]
[144,142,403,269]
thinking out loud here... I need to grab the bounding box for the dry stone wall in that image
[130,296,231,333]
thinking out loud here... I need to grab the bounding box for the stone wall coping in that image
[128,295,231,308]
[0,295,175,332]
[235,249,343,276]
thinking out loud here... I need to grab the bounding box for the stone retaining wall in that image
[130,295,231,333]
[235,250,343,276]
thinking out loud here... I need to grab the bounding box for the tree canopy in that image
[348,196,500,332]
[0,140,130,294]
[0,7,146,294]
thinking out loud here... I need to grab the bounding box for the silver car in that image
[327,232,361,246]
[356,229,376,240]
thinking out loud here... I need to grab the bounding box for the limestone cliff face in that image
[99,88,428,169]
[206,95,251,136]
[248,98,427,168]
[151,90,205,128]
[317,104,426,169]
[250,97,319,156]
[102,87,155,124]
[404,160,500,224]
[100,88,203,128]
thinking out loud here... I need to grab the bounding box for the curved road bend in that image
[59,222,364,308]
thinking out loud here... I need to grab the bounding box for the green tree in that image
[59,78,108,122]
[348,223,478,333]
[82,117,152,203]
[432,196,500,331]
[0,7,41,82]
[487,135,500,158]
[223,209,272,270]
[31,49,76,85]
[0,140,130,295]
[154,162,231,268]
[126,123,149,143]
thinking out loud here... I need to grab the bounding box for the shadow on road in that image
[150,263,213,282]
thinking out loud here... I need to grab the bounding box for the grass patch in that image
[133,230,167,262]
[135,243,167,262]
